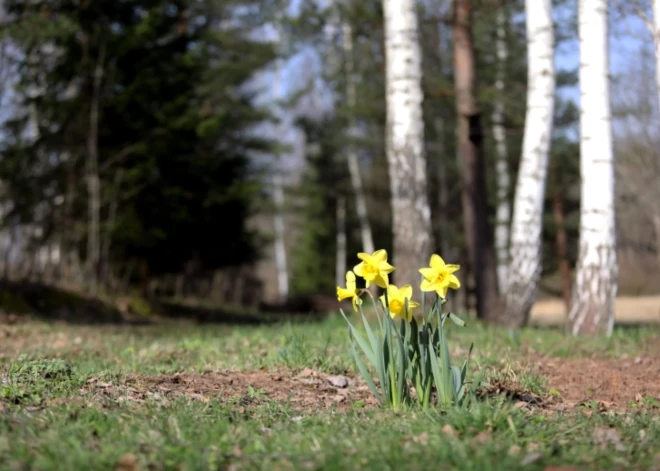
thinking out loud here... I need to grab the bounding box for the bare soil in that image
[81,368,379,414]
[533,355,660,411]
[76,354,660,414]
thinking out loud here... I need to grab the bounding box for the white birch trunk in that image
[342,21,375,255]
[492,8,511,293]
[568,0,618,336]
[383,0,433,286]
[503,0,555,326]
[272,155,289,301]
[653,0,660,112]
[272,58,289,302]
[335,195,347,286]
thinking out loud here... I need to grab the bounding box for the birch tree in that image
[342,20,375,256]
[383,0,433,287]
[503,0,555,326]
[492,6,511,294]
[272,59,289,302]
[568,0,618,336]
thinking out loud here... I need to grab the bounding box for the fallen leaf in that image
[326,375,349,388]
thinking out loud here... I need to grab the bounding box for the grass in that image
[1,313,660,470]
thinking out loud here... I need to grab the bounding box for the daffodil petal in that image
[435,286,448,299]
[448,274,461,289]
[352,296,360,312]
[375,274,389,289]
[399,285,413,300]
[445,264,460,274]
[387,284,399,298]
[379,262,395,274]
[429,254,446,270]
[372,249,388,264]
[420,279,435,292]
[345,271,357,291]
[357,252,373,263]
[419,267,436,280]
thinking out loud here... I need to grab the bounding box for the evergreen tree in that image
[0,0,277,291]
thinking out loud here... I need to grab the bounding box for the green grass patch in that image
[1,315,659,470]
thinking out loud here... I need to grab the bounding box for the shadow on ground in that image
[0,281,339,326]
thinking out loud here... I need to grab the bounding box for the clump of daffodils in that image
[336,249,483,410]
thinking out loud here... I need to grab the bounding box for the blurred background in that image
[0,0,657,324]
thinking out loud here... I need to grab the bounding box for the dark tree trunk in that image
[551,161,572,313]
[452,0,500,321]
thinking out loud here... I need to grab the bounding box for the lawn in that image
[1,312,659,470]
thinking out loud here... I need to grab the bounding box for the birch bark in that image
[568,0,618,336]
[383,0,434,286]
[503,0,555,326]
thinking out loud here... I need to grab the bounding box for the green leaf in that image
[392,318,407,404]
[448,312,467,327]
[359,308,381,364]
[428,338,446,406]
[350,345,381,404]
[340,309,377,369]
[451,365,463,395]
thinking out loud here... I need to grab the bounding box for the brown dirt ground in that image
[532,355,660,411]
[79,368,379,414]
[73,354,660,415]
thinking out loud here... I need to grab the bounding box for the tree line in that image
[1,0,658,336]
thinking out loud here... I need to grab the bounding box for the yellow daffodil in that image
[379,284,419,322]
[419,254,461,299]
[353,249,395,288]
[336,270,363,312]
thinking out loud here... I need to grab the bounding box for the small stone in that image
[326,375,350,388]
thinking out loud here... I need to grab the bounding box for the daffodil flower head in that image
[336,270,363,312]
[379,284,419,322]
[419,254,461,299]
[353,249,395,289]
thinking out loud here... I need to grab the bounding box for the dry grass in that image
[531,295,660,326]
